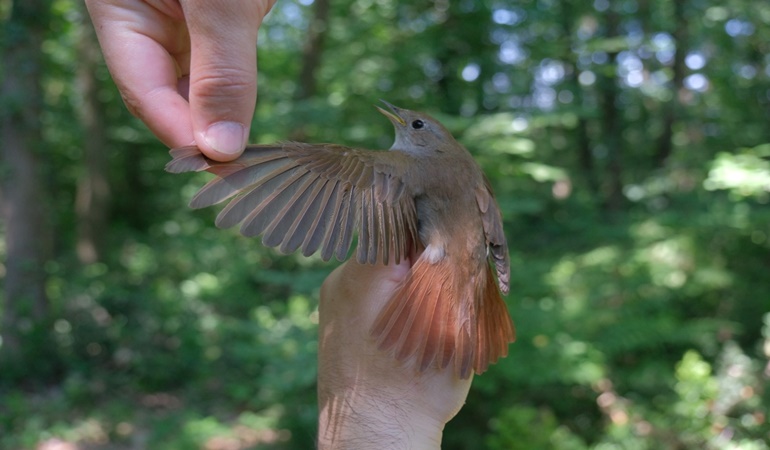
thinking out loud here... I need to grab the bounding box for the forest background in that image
[1,0,769,449]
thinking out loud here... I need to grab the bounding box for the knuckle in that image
[116,85,144,120]
[192,66,256,101]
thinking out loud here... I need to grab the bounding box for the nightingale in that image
[165,101,515,379]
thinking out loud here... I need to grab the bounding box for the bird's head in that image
[376,100,457,154]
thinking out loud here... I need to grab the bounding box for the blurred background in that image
[1,0,769,448]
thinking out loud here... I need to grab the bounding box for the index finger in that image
[86,0,196,148]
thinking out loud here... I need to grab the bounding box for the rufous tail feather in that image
[473,264,516,375]
[371,256,515,379]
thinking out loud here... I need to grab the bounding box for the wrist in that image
[318,380,444,450]
[316,261,472,449]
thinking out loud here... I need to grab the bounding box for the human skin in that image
[319,260,472,450]
[84,2,474,446]
[85,0,276,161]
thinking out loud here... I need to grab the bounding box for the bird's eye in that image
[411,120,425,129]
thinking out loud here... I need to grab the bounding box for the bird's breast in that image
[414,190,487,266]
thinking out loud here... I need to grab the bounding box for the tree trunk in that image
[75,11,111,264]
[0,0,52,363]
[654,0,686,168]
[600,9,624,211]
[560,2,597,196]
[290,0,331,141]
[296,0,331,101]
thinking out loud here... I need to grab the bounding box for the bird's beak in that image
[375,100,406,126]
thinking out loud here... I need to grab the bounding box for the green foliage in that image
[3,0,770,449]
[705,144,770,200]
[487,406,588,450]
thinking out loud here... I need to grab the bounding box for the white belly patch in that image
[423,243,446,264]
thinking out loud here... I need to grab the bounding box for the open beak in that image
[375,100,406,126]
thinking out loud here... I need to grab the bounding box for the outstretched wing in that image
[166,144,419,265]
[475,176,510,294]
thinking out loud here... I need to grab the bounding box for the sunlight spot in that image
[664,270,687,288]
[592,52,608,65]
[54,319,71,334]
[492,72,510,92]
[534,86,557,109]
[725,18,754,37]
[461,63,481,82]
[408,85,425,99]
[578,71,596,86]
[593,0,609,12]
[650,70,669,86]
[328,91,345,106]
[281,3,302,21]
[597,391,617,408]
[740,386,754,399]
[163,220,181,235]
[538,60,565,85]
[652,33,675,64]
[625,71,644,87]
[511,117,529,132]
[652,32,674,49]
[705,7,729,21]
[582,246,620,266]
[539,297,555,311]
[610,410,629,425]
[740,413,758,427]
[704,151,770,197]
[492,8,523,25]
[38,438,79,450]
[737,65,757,79]
[685,52,706,70]
[499,40,526,65]
[618,51,643,72]
[624,184,646,201]
[684,74,708,92]
[656,48,674,65]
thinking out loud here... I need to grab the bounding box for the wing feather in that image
[364,189,382,264]
[356,189,370,264]
[215,162,298,228]
[476,177,510,294]
[166,144,419,264]
[240,168,311,237]
[320,181,345,261]
[301,179,337,256]
[379,203,391,264]
[335,186,356,261]
[191,156,293,208]
[261,172,317,248]
[280,179,329,254]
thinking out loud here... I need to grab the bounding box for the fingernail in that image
[203,121,247,155]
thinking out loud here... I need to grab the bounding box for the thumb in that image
[182,0,275,161]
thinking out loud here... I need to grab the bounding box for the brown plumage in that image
[166,101,515,378]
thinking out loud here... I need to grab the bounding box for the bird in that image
[165,101,515,379]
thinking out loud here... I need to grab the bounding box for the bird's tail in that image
[371,254,515,379]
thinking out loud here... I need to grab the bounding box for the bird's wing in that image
[475,176,510,294]
[166,144,419,264]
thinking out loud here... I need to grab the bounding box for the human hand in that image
[85,0,276,161]
[318,260,473,450]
